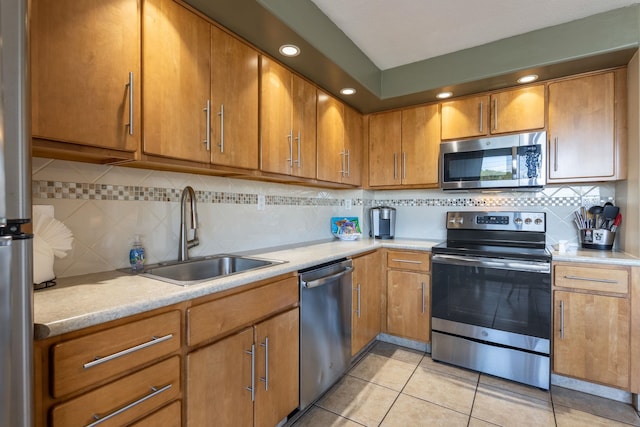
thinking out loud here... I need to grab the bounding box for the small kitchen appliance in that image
[431,211,551,389]
[369,206,396,239]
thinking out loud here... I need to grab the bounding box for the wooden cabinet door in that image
[186,328,254,427]
[352,252,382,356]
[317,91,345,183]
[210,25,259,169]
[440,95,489,140]
[369,110,402,186]
[343,105,364,186]
[31,0,140,152]
[254,308,300,427]
[292,75,317,179]
[143,0,211,163]
[401,104,440,186]
[386,270,430,342]
[260,57,294,175]
[553,290,630,389]
[490,85,545,134]
[548,72,616,181]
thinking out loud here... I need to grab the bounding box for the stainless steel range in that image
[431,211,552,389]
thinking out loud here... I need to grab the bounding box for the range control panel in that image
[446,211,546,232]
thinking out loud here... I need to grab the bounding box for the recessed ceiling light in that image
[340,88,356,95]
[517,74,538,84]
[279,44,300,57]
[437,91,453,99]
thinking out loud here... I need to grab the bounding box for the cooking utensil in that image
[588,205,603,229]
[611,213,622,232]
[602,205,619,229]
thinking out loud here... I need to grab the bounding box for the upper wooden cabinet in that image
[440,85,545,140]
[31,0,140,157]
[317,92,364,185]
[548,70,626,182]
[369,104,439,187]
[343,105,364,186]
[210,25,259,170]
[261,57,317,179]
[142,0,211,163]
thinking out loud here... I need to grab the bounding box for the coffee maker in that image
[369,206,396,239]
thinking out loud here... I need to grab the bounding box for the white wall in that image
[32,157,619,279]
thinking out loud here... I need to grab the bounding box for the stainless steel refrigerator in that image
[1,0,33,426]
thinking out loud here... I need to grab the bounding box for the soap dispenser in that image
[129,234,146,272]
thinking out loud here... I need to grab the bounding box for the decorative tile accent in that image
[34,180,600,209]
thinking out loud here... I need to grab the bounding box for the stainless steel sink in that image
[140,254,286,286]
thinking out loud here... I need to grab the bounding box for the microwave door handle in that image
[512,146,518,179]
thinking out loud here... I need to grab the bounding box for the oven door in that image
[431,253,551,354]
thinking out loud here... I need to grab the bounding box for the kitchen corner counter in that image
[34,238,440,340]
[550,247,640,267]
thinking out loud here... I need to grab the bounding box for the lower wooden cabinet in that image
[51,356,180,427]
[351,251,382,356]
[553,262,631,389]
[34,308,183,427]
[186,308,299,427]
[385,250,431,343]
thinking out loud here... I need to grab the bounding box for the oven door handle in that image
[432,254,550,274]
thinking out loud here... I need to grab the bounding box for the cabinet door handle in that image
[345,149,351,177]
[87,383,172,427]
[126,72,134,136]
[203,100,211,151]
[402,152,407,180]
[245,344,255,401]
[393,153,398,180]
[355,283,361,318]
[563,275,619,284]
[421,282,426,314]
[340,150,346,177]
[479,101,484,132]
[294,131,301,167]
[217,104,224,153]
[559,300,565,339]
[553,137,559,172]
[492,98,498,131]
[286,130,293,167]
[83,334,173,369]
[259,337,269,391]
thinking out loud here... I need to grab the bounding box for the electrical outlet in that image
[581,195,600,208]
[344,199,352,210]
[257,194,265,211]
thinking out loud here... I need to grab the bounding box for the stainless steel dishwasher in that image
[299,258,353,410]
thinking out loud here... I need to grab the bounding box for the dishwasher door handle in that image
[301,266,354,288]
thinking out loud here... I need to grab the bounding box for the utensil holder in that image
[579,228,616,250]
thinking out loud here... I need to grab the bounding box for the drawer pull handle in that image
[86,383,172,427]
[391,259,423,264]
[83,334,173,369]
[563,275,619,284]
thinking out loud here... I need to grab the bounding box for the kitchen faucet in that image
[178,186,199,261]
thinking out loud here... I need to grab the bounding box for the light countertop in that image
[34,238,439,339]
[34,238,640,340]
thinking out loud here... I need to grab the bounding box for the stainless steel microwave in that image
[439,131,546,191]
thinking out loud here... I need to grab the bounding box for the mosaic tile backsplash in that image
[32,158,616,278]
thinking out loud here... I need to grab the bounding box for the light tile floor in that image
[292,341,640,427]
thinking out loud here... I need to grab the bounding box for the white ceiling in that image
[310,0,640,70]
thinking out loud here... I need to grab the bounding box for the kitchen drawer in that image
[129,400,181,427]
[554,263,629,294]
[51,310,181,398]
[387,250,430,272]
[51,356,180,427]
[187,276,298,346]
